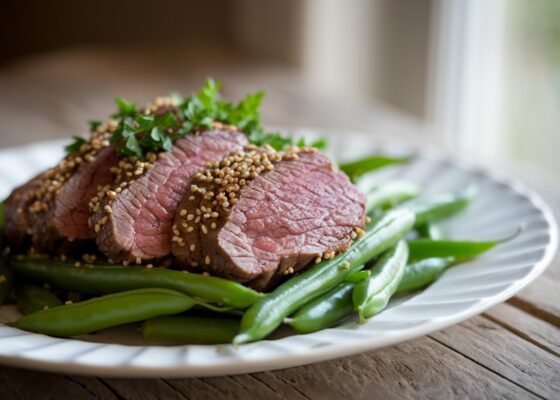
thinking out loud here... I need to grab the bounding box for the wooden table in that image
[0,47,558,400]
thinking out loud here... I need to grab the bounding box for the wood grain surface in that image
[0,46,558,400]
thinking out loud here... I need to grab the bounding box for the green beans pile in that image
[0,154,517,344]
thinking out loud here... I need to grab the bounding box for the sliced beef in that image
[172,148,366,290]
[3,173,45,251]
[31,146,119,252]
[91,128,247,263]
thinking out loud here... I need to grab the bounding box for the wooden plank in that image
[484,303,560,356]
[128,335,537,400]
[509,259,560,328]
[0,367,117,400]
[0,331,538,400]
[430,315,560,399]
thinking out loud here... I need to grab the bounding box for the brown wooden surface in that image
[0,47,558,400]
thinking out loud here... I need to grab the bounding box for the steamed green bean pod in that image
[353,240,409,321]
[11,288,199,337]
[142,316,239,344]
[365,181,421,214]
[10,257,261,309]
[15,284,63,314]
[403,187,475,227]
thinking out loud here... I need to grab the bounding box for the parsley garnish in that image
[67,79,328,158]
[88,120,102,132]
[64,136,87,154]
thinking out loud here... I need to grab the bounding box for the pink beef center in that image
[218,154,365,275]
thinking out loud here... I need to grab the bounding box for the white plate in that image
[0,131,557,378]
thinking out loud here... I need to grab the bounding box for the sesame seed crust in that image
[171,146,367,289]
[172,146,302,269]
[28,121,118,216]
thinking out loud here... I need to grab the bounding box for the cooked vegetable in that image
[345,269,370,284]
[10,257,262,309]
[403,187,475,227]
[365,181,421,214]
[15,284,63,314]
[395,258,455,294]
[340,155,410,183]
[142,316,239,344]
[352,240,409,321]
[233,208,415,344]
[416,223,447,240]
[10,288,198,337]
[287,281,355,334]
[408,239,501,262]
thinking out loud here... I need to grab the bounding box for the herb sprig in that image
[66,79,327,158]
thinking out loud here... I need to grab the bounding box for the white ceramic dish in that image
[0,131,557,378]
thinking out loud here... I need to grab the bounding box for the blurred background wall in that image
[1,0,558,180]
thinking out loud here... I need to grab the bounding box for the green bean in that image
[395,258,455,294]
[10,288,198,337]
[353,240,408,321]
[340,155,410,183]
[403,187,475,227]
[416,223,447,240]
[142,316,239,344]
[345,269,370,284]
[10,258,261,309]
[287,281,355,333]
[233,208,415,344]
[15,284,63,314]
[365,181,421,215]
[408,239,500,261]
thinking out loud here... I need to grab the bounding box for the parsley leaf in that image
[113,98,137,118]
[88,120,102,132]
[65,136,87,154]
[106,79,328,159]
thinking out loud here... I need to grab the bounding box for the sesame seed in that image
[179,209,187,216]
[210,222,217,229]
[205,255,211,265]
[186,226,194,233]
[201,225,208,234]
[190,244,196,251]
[187,214,194,221]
